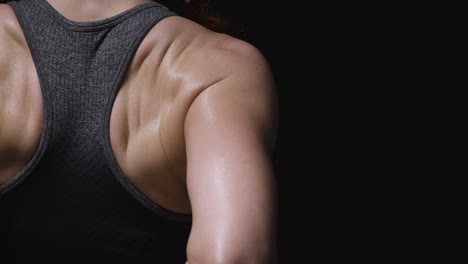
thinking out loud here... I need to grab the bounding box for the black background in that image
[187,2,463,263]
[1,0,463,263]
[189,2,462,263]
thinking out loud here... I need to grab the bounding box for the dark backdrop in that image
[172,2,461,263]
[1,0,462,263]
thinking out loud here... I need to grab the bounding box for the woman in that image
[0,0,278,263]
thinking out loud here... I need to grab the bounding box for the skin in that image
[0,1,278,263]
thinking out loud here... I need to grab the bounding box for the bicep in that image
[184,71,278,263]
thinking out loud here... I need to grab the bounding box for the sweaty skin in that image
[0,0,278,263]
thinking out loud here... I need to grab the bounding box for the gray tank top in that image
[0,0,191,262]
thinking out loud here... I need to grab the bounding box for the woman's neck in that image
[46,0,153,22]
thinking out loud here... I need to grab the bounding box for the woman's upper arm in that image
[184,46,278,263]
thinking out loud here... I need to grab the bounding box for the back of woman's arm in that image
[184,42,278,264]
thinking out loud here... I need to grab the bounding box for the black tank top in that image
[0,0,191,262]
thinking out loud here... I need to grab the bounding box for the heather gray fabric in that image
[0,0,191,261]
